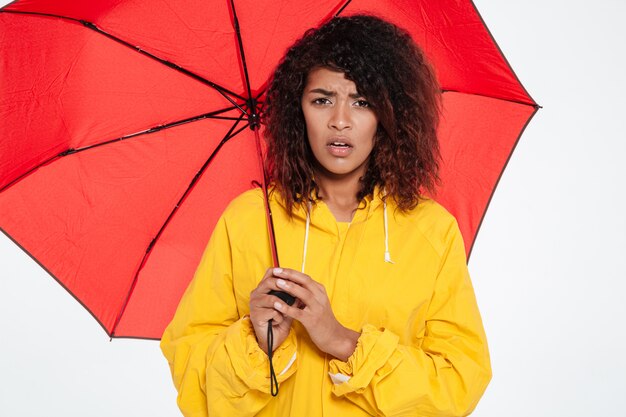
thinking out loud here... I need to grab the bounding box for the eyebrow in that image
[307,88,363,99]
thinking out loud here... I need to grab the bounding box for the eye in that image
[354,99,371,108]
[312,97,331,105]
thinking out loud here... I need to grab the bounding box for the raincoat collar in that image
[269,183,388,226]
[269,184,395,266]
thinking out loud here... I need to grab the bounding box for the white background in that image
[2,1,625,416]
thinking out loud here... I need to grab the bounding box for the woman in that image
[161,15,491,417]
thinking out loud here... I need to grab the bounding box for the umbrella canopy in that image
[0,0,538,339]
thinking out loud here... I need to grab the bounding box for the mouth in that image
[325,138,354,157]
[326,138,353,149]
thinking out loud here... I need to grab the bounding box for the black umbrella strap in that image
[268,320,279,396]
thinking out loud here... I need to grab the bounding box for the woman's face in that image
[301,67,378,181]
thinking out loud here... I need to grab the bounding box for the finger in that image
[254,278,292,299]
[252,306,284,326]
[272,268,318,289]
[250,268,275,298]
[252,293,286,309]
[261,267,274,282]
[251,275,286,299]
[275,277,314,305]
[252,277,275,294]
[270,311,284,325]
[273,299,305,322]
[273,268,327,302]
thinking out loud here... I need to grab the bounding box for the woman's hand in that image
[249,267,295,355]
[271,268,360,362]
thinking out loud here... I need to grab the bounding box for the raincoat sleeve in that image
[328,219,491,417]
[160,214,298,417]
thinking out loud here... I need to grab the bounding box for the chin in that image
[316,161,366,179]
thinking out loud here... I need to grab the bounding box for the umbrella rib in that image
[334,0,353,17]
[0,106,244,194]
[467,105,540,261]
[78,20,248,112]
[0,9,247,110]
[442,89,540,108]
[228,0,259,129]
[326,1,540,108]
[467,0,538,106]
[0,225,118,339]
[110,114,250,337]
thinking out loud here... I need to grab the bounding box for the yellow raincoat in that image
[160,187,491,416]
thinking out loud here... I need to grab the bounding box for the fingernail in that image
[274,302,282,310]
[273,267,283,274]
[276,279,287,288]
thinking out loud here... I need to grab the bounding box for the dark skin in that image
[250,267,360,361]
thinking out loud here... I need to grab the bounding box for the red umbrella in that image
[0,0,537,340]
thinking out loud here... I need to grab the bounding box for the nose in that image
[328,102,352,131]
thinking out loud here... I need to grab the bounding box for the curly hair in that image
[263,14,441,214]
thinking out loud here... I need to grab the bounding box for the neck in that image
[313,168,362,209]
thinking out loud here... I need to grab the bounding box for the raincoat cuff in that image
[327,324,399,396]
[224,316,298,392]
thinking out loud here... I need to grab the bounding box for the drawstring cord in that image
[301,201,311,273]
[268,323,277,395]
[383,198,394,264]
